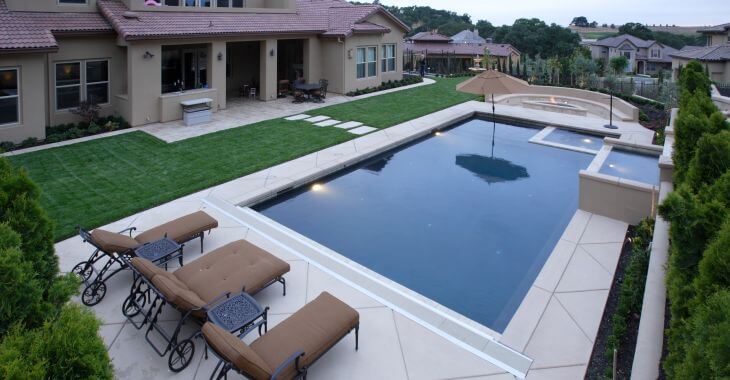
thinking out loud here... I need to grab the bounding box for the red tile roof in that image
[404,41,518,57]
[98,0,407,40]
[0,0,112,52]
[407,31,452,42]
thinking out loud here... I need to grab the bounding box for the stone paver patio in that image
[55,100,653,379]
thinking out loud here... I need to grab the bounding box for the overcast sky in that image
[380,0,730,27]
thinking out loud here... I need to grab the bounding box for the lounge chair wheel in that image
[71,261,94,281]
[168,339,195,372]
[82,282,107,306]
[122,291,147,317]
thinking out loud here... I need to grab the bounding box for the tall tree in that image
[571,16,589,27]
[476,20,495,39]
[618,22,654,40]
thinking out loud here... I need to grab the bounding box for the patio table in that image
[207,292,268,338]
[292,82,322,101]
[134,237,184,268]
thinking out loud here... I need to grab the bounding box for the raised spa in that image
[254,119,593,332]
[599,149,660,186]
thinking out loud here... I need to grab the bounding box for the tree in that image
[609,55,629,74]
[679,60,712,96]
[570,49,598,87]
[497,18,580,58]
[508,55,513,75]
[571,16,589,27]
[475,20,495,39]
[618,22,654,41]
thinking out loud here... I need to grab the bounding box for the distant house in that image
[670,22,730,82]
[584,34,677,75]
[404,30,520,74]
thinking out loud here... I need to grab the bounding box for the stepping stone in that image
[284,114,311,121]
[314,119,342,127]
[334,121,363,130]
[348,126,376,135]
[304,115,330,123]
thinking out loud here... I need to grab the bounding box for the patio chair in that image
[319,79,329,99]
[292,89,306,104]
[71,211,219,306]
[122,239,291,372]
[278,80,291,98]
[202,292,359,380]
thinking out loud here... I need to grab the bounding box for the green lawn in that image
[8,77,475,240]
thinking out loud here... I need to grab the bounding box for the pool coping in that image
[201,100,652,378]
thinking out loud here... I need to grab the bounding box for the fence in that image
[716,83,730,97]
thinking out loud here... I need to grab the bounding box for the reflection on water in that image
[455,154,529,184]
[363,154,393,174]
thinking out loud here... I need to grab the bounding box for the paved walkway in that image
[54,101,652,379]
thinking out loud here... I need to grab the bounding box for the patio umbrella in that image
[456,70,529,155]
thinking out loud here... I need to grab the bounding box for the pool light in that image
[311,183,324,191]
[434,131,443,136]
[582,138,592,144]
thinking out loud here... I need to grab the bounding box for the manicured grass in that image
[8,77,476,240]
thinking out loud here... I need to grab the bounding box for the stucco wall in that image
[672,57,729,82]
[5,0,97,12]
[0,54,47,144]
[47,35,127,126]
[320,39,346,94]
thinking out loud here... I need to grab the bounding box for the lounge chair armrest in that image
[117,227,137,236]
[271,350,305,380]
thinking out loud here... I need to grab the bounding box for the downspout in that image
[337,37,345,95]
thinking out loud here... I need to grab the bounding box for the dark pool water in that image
[255,119,593,332]
[542,128,605,151]
[599,149,659,186]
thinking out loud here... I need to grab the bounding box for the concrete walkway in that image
[54,100,651,379]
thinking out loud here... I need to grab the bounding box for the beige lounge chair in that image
[202,292,360,380]
[73,211,219,306]
[124,239,291,372]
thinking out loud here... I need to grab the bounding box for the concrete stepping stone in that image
[304,115,330,123]
[314,119,342,127]
[284,114,311,121]
[334,121,363,130]
[348,126,377,135]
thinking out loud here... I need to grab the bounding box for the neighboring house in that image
[669,22,730,82]
[0,0,408,143]
[585,34,677,75]
[403,30,520,74]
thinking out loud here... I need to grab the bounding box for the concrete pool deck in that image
[55,100,653,379]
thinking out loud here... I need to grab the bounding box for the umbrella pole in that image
[491,93,496,157]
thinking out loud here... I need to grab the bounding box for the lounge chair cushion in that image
[202,322,273,380]
[90,229,140,253]
[174,240,290,303]
[129,257,169,280]
[135,211,218,245]
[251,292,359,379]
[151,274,206,312]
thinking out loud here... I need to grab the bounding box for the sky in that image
[380,0,730,27]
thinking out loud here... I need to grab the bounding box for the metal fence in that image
[716,83,730,97]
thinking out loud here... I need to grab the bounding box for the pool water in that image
[542,128,605,151]
[255,119,593,332]
[599,149,659,185]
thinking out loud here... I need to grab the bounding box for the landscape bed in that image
[254,118,594,332]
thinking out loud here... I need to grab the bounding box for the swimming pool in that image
[255,118,593,332]
[599,149,660,186]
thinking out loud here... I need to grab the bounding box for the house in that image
[669,22,730,82]
[403,30,520,74]
[0,0,408,143]
[585,34,677,75]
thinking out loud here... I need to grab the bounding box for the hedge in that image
[658,60,730,379]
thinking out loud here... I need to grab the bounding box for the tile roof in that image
[450,29,486,45]
[0,0,112,52]
[404,41,517,57]
[98,0,406,40]
[698,22,730,33]
[588,34,656,49]
[670,44,730,61]
[408,31,452,42]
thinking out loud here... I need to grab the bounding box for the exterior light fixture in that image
[270,49,275,57]
[143,51,155,60]
[217,52,223,61]
[348,49,353,59]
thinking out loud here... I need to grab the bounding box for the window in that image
[0,68,19,125]
[356,47,377,79]
[58,0,87,4]
[55,62,81,110]
[163,0,180,5]
[55,60,109,111]
[161,45,208,93]
[216,0,244,7]
[650,49,660,58]
[381,44,396,73]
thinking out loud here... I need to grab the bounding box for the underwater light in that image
[311,183,324,191]
[582,138,592,144]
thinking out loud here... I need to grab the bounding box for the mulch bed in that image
[585,226,641,380]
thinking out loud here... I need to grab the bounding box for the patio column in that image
[210,41,227,110]
[127,41,162,126]
[303,37,321,83]
[259,39,278,101]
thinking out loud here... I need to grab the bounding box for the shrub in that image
[686,131,730,192]
[678,60,711,97]
[0,304,114,379]
[693,221,730,302]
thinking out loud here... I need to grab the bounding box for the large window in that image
[650,49,660,58]
[216,0,244,7]
[356,46,377,79]
[161,46,208,93]
[0,68,19,125]
[381,44,396,73]
[55,60,109,111]
[58,0,87,4]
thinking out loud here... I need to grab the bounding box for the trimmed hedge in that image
[658,60,730,379]
[346,76,423,96]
